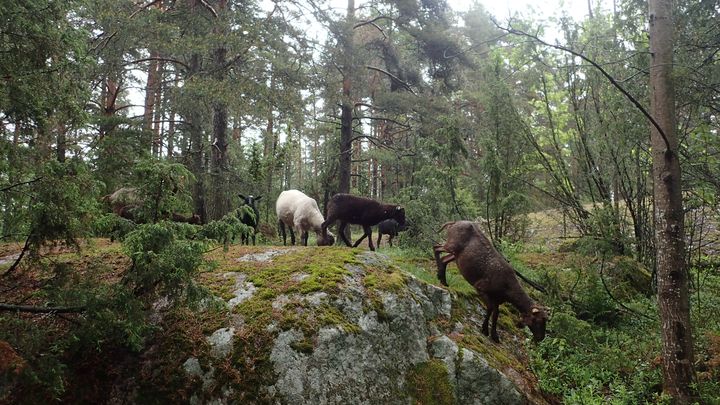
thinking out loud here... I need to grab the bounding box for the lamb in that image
[275,190,335,246]
[320,193,405,251]
[375,219,406,248]
[238,193,262,245]
[433,221,548,343]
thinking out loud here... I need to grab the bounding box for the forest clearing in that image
[1,0,719,403]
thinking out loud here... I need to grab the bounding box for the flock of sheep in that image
[107,187,548,343]
[251,189,547,343]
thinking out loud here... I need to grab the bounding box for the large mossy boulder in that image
[126,246,550,404]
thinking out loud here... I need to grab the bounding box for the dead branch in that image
[0,303,85,314]
[2,234,31,277]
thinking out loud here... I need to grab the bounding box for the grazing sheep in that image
[238,193,262,245]
[320,193,405,251]
[105,187,200,224]
[375,219,406,248]
[275,190,335,246]
[433,221,548,343]
[104,187,141,217]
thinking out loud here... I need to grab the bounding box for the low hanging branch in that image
[494,21,673,154]
[0,303,86,314]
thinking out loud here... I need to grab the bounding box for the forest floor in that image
[1,208,720,403]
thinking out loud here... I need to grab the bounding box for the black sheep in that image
[320,193,405,251]
[375,219,406,248]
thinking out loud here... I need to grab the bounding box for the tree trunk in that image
[648,0,695,402]
[338,0,355,195]
[207,0,230,221]
[144,50,160,151]
[152,60,165,157]
[187,53,207,222]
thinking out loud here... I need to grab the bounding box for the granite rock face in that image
[174,248,541,404]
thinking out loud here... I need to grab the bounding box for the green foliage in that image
[130,160,195,222]
[92,213,137,241]
[26,160,101,254]
[530,310,663,404]
[199,211,251,249]
[122,222,206,302]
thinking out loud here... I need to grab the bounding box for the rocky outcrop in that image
[147,247,548,404]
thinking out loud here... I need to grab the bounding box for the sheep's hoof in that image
[437,275,449,287]
[491,334,500,343]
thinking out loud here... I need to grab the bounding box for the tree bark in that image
[648,0,696,402]
[187,53,206,222]
[338,0,355,195]
[143,50,160,145]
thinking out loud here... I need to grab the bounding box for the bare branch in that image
[1,234,31,277]
[198,0,218,18]
[129,0,163,18]
[354,15,394,29]
[126,57,191,71]
[0,178,42,193]
[365,65,417,95]
[0,303,85,314]
[495,21,673,154]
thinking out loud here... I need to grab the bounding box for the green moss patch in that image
[405,359,454,404]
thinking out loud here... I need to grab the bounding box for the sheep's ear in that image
[255,196,262,201]
[238,193,246,200]
[532,307,540,314]
[396,206,402,211]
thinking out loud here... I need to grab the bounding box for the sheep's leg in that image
[433,245,453,286]
[301,230,309,246]
[366,226,375,251]
[376,233,383,249]
[490,305,500,343]
[481,305,492,337]
[338,222,352,246]
[354,225,373,250]
[289,228,296,245]
[278,221,287,245]
[320,216,334,241]
[388,234,394,247]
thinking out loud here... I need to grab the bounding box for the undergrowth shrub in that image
[1,220,207,402]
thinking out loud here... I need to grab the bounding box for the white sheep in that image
[276,190,335,246]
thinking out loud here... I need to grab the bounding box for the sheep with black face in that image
[434,221,548,343]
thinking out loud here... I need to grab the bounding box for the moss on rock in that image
[405,359,455,405]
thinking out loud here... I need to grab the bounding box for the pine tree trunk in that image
[338,0,355,195]
[144,51,160,151]
[648,0,695,402]
[187,53,206,222]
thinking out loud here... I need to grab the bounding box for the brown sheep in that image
[320,193,405,251]
[433,221,548,343]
